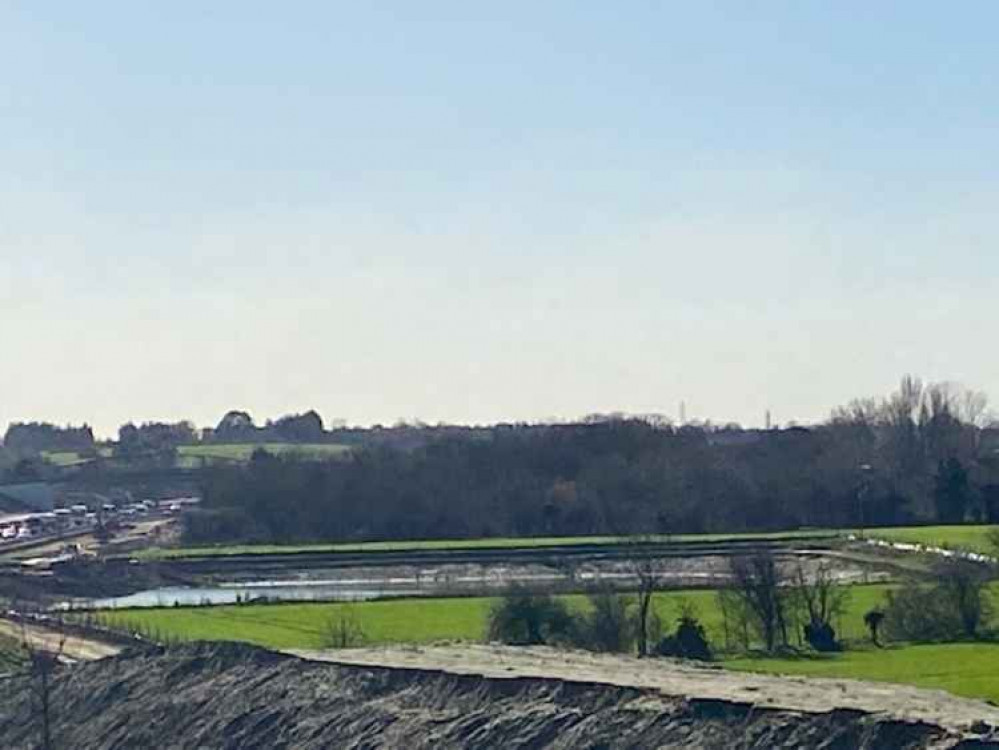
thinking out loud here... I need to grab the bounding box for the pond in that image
[83,579,405,609]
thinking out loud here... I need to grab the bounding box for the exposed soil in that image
[0,642,997,749]
[308,644,999,733]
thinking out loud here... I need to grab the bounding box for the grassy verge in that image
[177,443,350,462]
[725,642,999,704]
[135,529,842,561]
[860,525,998,556]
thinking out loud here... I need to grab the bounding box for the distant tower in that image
[765,410,772,430]
[679,401,687,425]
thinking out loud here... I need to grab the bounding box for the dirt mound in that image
[0,642,996,749]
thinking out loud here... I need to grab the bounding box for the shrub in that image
[803,620,841,652]
[582,591,632,653]
[883,561,991,643]
[884,583,962,642]
[935,559,991,638]
[487,589,576,646]
[656,615,712,661]
[323,606,366,649]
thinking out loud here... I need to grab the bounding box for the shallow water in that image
[86,580,397,609]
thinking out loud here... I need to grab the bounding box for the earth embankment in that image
[1,642,997,749]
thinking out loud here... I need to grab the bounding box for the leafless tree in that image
[935,559,991,639]
[792,561,849,631]
[626,537,666,658]
[18,615,66,750]
[716,588,750,652]
[322,605,366,649]
[727,551,790,653]
[791,561,850,651]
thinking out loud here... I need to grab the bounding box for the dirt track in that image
[0,619,121,662]
[300,643,999,734]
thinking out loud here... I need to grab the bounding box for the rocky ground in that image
[1,642,998,749]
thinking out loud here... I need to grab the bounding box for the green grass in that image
[0,633,25,672]
[96,583,892,651]
[724,642,999,705]
[864,525,998,557]
[136,528,842,561]
[100,597,500,649]
[177,443,350,464]
[94,582,999,705]
[41,443,348,469]
[41,451,90,467]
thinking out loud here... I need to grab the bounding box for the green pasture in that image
[42,447,113,464]
[96,584,891,652]
[41,451,93,467]
[863,525,998,557]
[94,582,999,705]
[177,443,351,463]
[726,642,999,704]
[40,443,349,469]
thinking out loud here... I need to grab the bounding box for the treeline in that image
[206,410,326,443]
[186,377,999,545]
[483,552,993,660]
[3,423,95,456]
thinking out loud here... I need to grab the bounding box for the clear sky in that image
[1,2,997,437]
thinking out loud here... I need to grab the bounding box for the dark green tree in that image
[934,458,971,524]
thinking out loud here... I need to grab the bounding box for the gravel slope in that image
[0,643,997,749]
[301,643,999,732]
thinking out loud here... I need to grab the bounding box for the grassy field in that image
[177,443,350,463]
[41,448,112,466]
[97,584,892,651]
[136,529,842,560]
[864,525,998,556]
[726,642,999,704]
[41,443,349,469]
[137,523,999,562]
[41,451,89,467]
[95,583,999,704]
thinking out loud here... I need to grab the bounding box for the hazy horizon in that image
[3,3,997,438]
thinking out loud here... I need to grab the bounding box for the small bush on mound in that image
[655,615,712,661]
[487,589,576,646]
[803,620,841,652]
[884,561,991,643]
[883,583,959,642]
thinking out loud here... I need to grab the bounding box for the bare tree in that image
[626,537,666,658]
[863,609,885,647]
[322,605,366,649]
[633,556,658,657]
[727,551,790,653]
[18,615,66,750]
[792,561,850,651]
[935,559,991,639]
[716,588,750,652]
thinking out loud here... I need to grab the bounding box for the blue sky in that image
[1,2,997,436]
